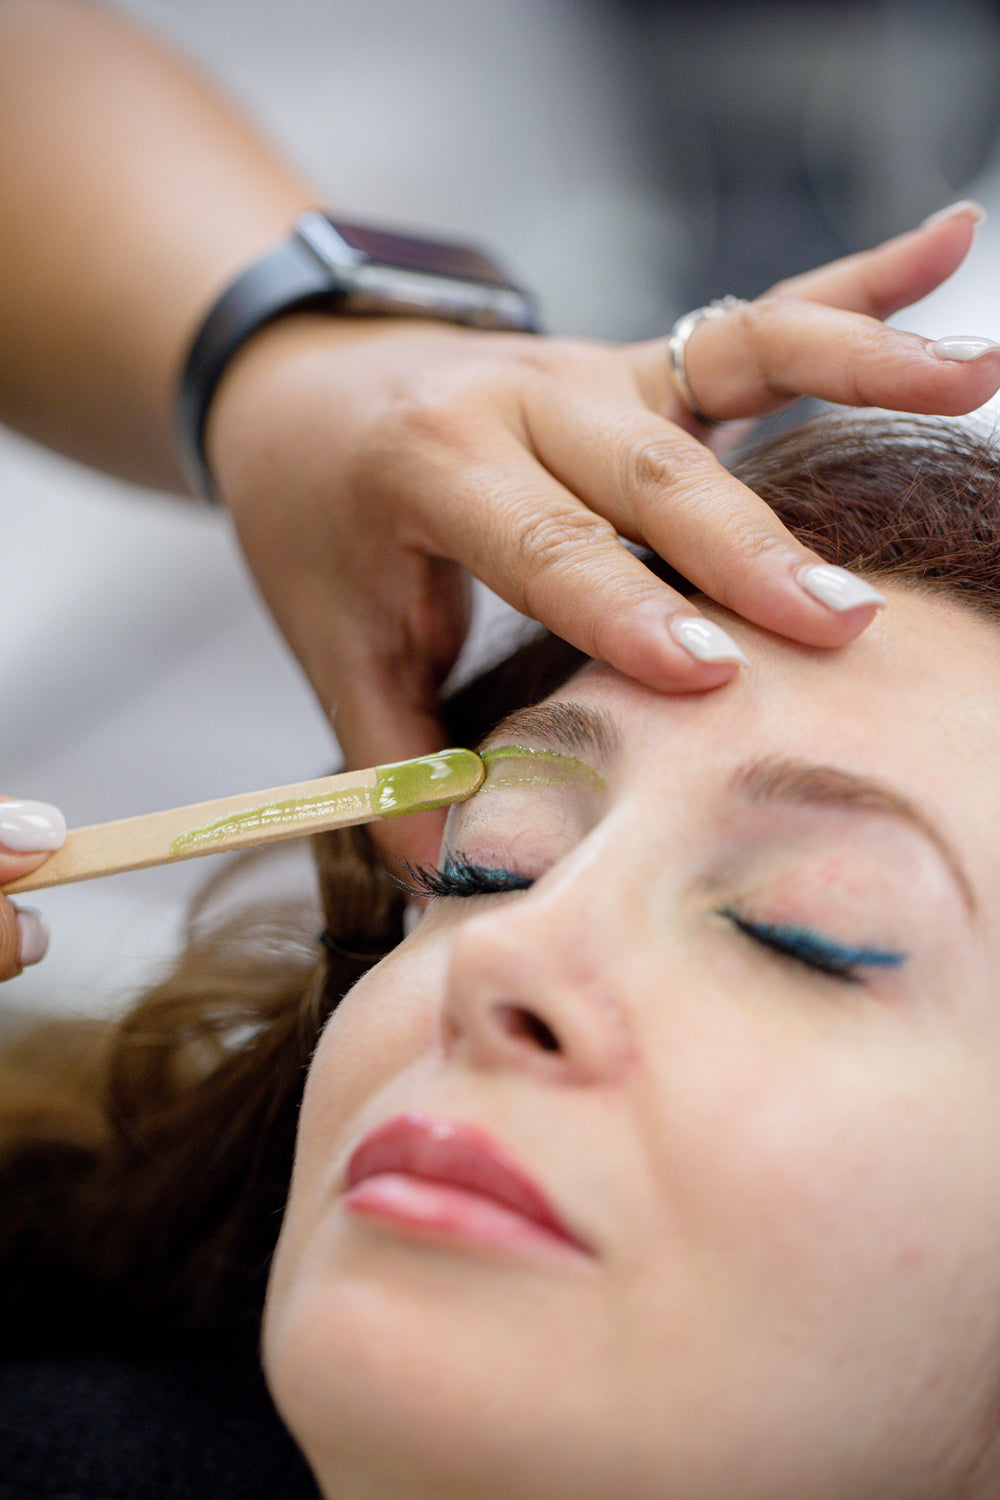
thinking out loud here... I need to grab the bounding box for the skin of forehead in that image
[537,589,1000,905]
[558,589,1000,756]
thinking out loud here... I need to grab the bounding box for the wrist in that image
[203,311,411,506]
[176,212,540,500]
[207,313,491,534]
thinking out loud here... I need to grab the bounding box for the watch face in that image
[324,216,518,288]
[293,211,539,333]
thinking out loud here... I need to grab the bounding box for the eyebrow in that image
[731,755,976,918]
[480,701,622,765]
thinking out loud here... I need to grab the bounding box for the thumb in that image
[0,899,49,979]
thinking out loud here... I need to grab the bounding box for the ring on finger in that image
[668,295,749,424]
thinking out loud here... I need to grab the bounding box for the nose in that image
[440,880,634,1085]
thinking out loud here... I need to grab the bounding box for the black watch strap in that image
[178,234,332,497]
[177,212,539,499]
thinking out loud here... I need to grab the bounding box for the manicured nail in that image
[798,565,887,613]
[670,617,749,666]
[921,199,986,229]
[15,906,49,968]
[0,800,66,853]
[930,335,1000,362]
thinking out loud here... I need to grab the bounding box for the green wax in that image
[480,744,606,791]
[170,786,373,854]
[169,749,484,855]
[374,748,484,816]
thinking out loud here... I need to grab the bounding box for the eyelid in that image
[439,744,604,877]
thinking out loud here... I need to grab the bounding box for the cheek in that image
[610,1013,1000,1482]
[301,932,447,1150]
[638,997,1000,1353]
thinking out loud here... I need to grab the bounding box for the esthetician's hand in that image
[206,202,1000,871]
[0,800,66,979]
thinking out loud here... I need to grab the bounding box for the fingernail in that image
[15,906,49,968]
[0,800,67,853]
[797,565,887,613]
[930,335,1000,362]
[670,617,749,666]
[921,199,986,229]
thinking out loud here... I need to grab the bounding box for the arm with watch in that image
[3,0,999,878]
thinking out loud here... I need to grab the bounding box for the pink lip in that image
[343,1111,592,1258]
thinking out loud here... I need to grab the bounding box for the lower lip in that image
[342,1171,586,1259]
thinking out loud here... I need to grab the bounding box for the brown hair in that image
[4,413,1000,1347]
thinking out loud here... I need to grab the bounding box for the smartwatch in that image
[177,211,541,498]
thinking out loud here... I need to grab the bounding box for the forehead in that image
[543,589,1000,875]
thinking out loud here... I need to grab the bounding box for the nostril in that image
[494,1003,561,1053]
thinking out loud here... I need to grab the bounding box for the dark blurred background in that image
[597,0,1000,316]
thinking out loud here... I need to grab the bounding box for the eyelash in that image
[408,860,907,984]
[405,854,534,900]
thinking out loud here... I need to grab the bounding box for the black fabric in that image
[0,1330,319,1500]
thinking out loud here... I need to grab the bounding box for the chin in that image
[262,1251,644,1500]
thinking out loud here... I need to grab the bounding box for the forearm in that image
[0,0,315,491]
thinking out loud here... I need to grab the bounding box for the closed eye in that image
[405,854,535,900]
[722,908,907,983]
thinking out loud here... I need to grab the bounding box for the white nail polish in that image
[0,800,67,853]
[930,335,1000,362]
[921,199,986,229]
[798,565,887,613]
[670,617,749,666]
[15,906,49,968]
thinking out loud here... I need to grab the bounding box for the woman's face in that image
[264,589,1000,1500]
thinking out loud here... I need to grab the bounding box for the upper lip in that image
[345,1110,592,1253]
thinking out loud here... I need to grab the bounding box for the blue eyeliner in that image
[724,910,907,980]
[444,855,531,893]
